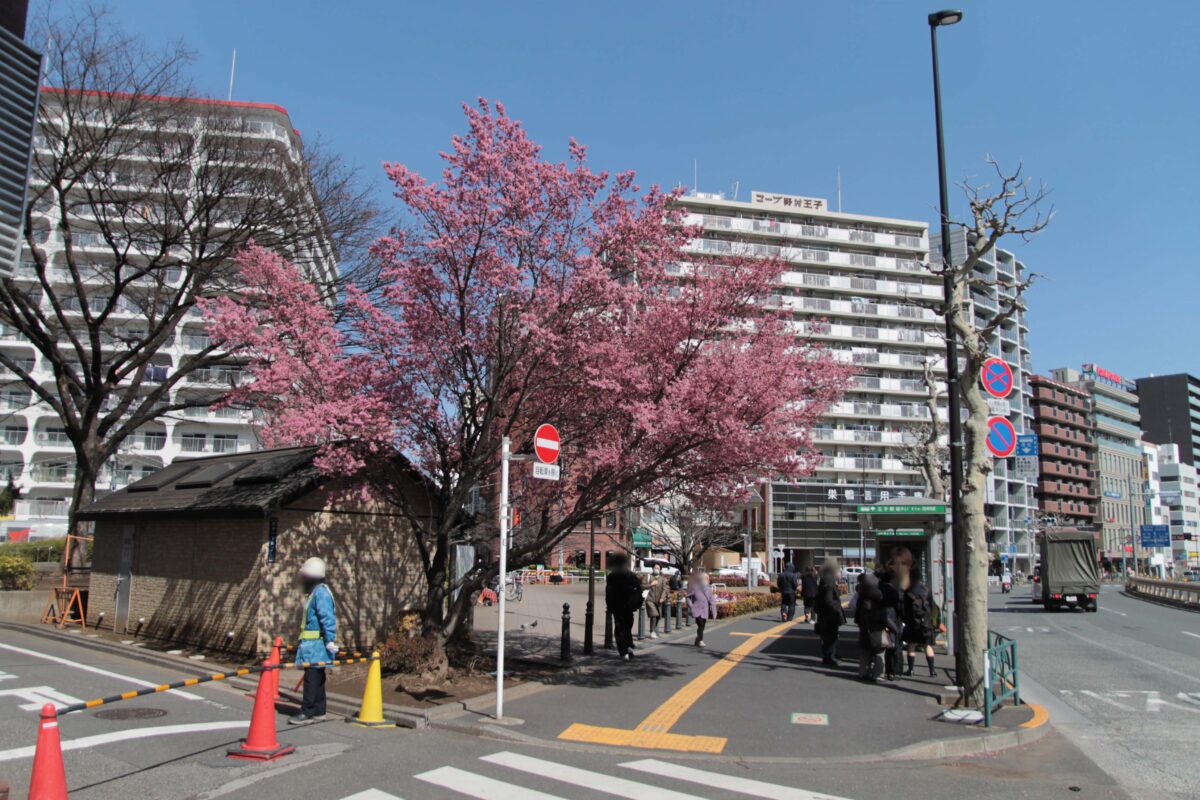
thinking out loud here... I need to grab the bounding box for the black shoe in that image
[821,657,837,666]
[885,673,897,681]
[904,667,913,676]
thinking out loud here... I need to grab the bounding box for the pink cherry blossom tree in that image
[207,100,852,662]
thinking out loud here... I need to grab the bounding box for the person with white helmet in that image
[289,556,338,725]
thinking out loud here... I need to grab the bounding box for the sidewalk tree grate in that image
[94,707,168,720]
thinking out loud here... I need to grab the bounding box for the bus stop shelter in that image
[855,497,954,655]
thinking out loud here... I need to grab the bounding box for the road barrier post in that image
[680,595,687,628]
[637,604,646,640]
[560,603,571,661]
[28,704,66,800]
[350,653,393,727]
[227,664,295,760]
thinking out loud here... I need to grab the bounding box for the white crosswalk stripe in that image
[623,759,855,800]
[481,751,703,799]
[415,766,569,799]
[339,791,403,800]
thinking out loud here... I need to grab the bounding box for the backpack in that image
[908,590,930,627]
[669,574,682,591]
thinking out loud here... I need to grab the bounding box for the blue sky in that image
[38,0,1200,379]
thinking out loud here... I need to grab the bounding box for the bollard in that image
[583,600,594,655]
[678,594,686,628]
[663,596,672,632]
[604,608,614,650]
[560,603,571,662]
[637,604,646,641]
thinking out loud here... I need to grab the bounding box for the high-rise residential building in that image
[675,189,943,568]
[1156,442,1200,571]
[1030,374,1098,532]
[1051,364,1146,562]
[931,230,1036,571]
[2,91,336,539]
[1134,373,1200,467]
[0,2,41,277]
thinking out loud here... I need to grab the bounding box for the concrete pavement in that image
[992,581,1200,800]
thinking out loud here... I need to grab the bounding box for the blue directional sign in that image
[1015,434,1038,457]
[1140,524,1170,548]
[985,416,1018,458]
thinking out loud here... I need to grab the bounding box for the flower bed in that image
[709,575,770,587]
[715,593,781,619]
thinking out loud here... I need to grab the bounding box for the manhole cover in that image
[94,707,168,720]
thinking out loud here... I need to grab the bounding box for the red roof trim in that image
[40,86,292,120]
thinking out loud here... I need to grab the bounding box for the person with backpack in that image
[853,572,886,682]
[604,553,643,660]
[800,565,820,622]
[902,575,937,676]
[814,561,845,666]
[776,562,798,621]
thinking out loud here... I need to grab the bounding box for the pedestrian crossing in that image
[338,750,855,800]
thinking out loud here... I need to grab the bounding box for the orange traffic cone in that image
[227,663,294,761]
[28,704,67,800]
[268,636,283,701]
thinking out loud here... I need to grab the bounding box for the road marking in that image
[790,713,829,725]
[559,618,795,752]
[1182,631,1200,641]
[480,751,701,799]
[1078,690,1136,711]
[1098,607,1127,616]
[1038,617,1200,684]
[198,745,349,799]
[1020,703,1049,728]
[337,792,403,800]
[729,632,783,638]
[622,759,854,800]
[0,685,83,711]
[415,766,567,800]
[0,720,246,762]
[0,641,202,700]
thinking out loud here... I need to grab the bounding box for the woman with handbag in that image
[645,565,669,639]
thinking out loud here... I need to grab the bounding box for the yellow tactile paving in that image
[557,618,795,753]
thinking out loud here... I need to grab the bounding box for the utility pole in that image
[495,436,511,719]
[584,517,596,655]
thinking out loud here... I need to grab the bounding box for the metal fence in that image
[1126,576,1200,610]
[983,630,1020,727]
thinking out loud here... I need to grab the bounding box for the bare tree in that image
[917,158,1051,704]
[899,358,949,500]
[0,7,381,541]
[638,493,744,575]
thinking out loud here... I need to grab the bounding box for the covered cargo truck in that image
[1038,531,1100,611]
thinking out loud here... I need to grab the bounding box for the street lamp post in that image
[928,8,964,658]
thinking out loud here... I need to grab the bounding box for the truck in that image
[1037,531,1100,612]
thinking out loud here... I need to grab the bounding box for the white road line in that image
[337,792,403,800]
[0,720,245,762]
[1098,607,1127,616]
[481,751,701,800]
[0,640,203,700]
[1079,690,1136,712]
[415,766,567,800]
[197,745,349,799]
[1182,631,1200,641]
[622,759,855,800]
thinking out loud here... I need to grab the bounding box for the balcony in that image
[34,430,71,448]
[15,498,69,518]
[811,428,907,446]
[685,239,926,277]
[1042,499,1097,518]
[30,466,75,484]
[1038,480,1099,500]
[684,213,926,252]
[788,270,942,300]
[1033,385,1089,412]
[1039,442,1092,464]
[1037,423,1093,447]
[1039,461,1095,481]
[1,428,26,445]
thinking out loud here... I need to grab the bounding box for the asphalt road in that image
[989,582,1200,800]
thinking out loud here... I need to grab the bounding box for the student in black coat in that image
[902,577,937,677]
[604,554,643,660]
[776,563,798,621]
[814,563,845,665]
[853,573,886,682]
[875,568,903,680]
[800,566,820,622]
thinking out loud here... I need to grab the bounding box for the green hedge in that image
[0,537,67,564]
[0,554,36,590]
[716,593,782,619]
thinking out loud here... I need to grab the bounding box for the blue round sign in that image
[981,357,1014,399]
[986,416,1017,458]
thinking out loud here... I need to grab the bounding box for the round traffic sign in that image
[981,357,1014,399]
[985,416,1017,458]
[533,424,561,464]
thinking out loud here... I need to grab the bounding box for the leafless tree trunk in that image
[913,159,1050,704]
[1,7,381,548]
[637,493,743,575]
[900,358,948,500]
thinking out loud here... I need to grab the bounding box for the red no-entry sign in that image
[533,424,560,464]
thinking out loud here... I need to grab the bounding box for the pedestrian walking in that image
[800,565,819,622]
[814,560,845,666]
[853,572,886,682]
[290,557,338,725]
[645,565,669,638]
[876,568,903,681]
[686,569,717,647]
[902,575,937,677]
[604,553,643,660]
[776,562,798,622]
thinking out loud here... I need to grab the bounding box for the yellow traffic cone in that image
[350,653,393,728]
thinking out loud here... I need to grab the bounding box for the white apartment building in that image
[932,231,1037,570]
[1,92,335,540]
[675,190,945,567]
[1155,443,1200,571]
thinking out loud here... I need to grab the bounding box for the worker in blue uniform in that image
[290,556,338,725]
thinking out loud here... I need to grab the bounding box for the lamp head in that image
[929,9,963,26]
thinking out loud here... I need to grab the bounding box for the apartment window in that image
[212,434,239,453]
[180,433,207,452]
[2,427,25,445]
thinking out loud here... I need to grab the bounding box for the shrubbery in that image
[715,593,781,619]
[0,537,66,564]
[0,554,37,590]
[708,575,770,587]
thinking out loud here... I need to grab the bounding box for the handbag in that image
[881,629,895,649]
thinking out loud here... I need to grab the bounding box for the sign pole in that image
[495,435,510,720]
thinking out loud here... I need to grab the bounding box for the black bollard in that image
[584,600,595,655]
[637,604,646,641]
[663,597,672,632]
[604,608,614,649]
[561,602,572,662]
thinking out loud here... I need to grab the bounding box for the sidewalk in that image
[448,610,1044,761]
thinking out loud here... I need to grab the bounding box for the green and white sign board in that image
[856,504,946,514]
[874,530,927,538]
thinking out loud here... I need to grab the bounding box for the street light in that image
[928,8,964,658]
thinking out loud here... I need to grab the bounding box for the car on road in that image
[636,558,680,576]
[842,566,865,580]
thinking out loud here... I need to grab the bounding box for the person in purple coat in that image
[686,569,718,647]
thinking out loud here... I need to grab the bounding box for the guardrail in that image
[1126,576,1200,610]
[983,630,1020,727]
